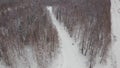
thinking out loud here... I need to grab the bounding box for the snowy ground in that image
[111,0,120,68]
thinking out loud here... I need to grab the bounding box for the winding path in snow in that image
[47,6,87,68]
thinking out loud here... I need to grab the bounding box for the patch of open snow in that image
[23,46,38,68]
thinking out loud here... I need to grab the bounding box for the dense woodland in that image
[0,0,111,68]
[0,0,59,68]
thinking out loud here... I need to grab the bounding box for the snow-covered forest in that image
[0,0,120,68]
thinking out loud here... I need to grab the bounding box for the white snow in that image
[23,46,38,68]
[111,0,120,68]
[47,6,87,68]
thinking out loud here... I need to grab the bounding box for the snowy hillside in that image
[0,0,120,68]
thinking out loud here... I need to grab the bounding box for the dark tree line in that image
[0,0,59,68]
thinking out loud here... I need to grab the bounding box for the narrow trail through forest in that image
[47,6,87,68]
